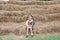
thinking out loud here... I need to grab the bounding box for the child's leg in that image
[30,26,33,35]
[26,26,29,35]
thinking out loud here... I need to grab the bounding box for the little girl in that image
[26,15,35,37]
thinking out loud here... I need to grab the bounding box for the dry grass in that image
[0,21,60,35]
[0,1,60,35]
[0,1,60,22]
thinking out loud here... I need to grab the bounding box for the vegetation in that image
[0,36,60,40]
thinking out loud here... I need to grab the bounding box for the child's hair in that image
[26,14,34,21]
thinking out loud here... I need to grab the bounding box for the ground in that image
[0,21,60,40]
[0,34,60,40]
[0,1,60,40]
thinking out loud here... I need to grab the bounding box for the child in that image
[26,15,35,37]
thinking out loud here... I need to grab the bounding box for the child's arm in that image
[32,20,35,27]
[26,20,29,26]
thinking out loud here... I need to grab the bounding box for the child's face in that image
[28,15,32,20]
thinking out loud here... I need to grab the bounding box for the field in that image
[0,35,60,40]
[0,0,60,40]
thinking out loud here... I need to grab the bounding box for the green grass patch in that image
[0,37,2,40]
[19,36,60,40]
[0,36,60,40]
[25,36,60,40]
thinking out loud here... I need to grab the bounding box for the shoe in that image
[31,35,34,37]
[26,35,28,37]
